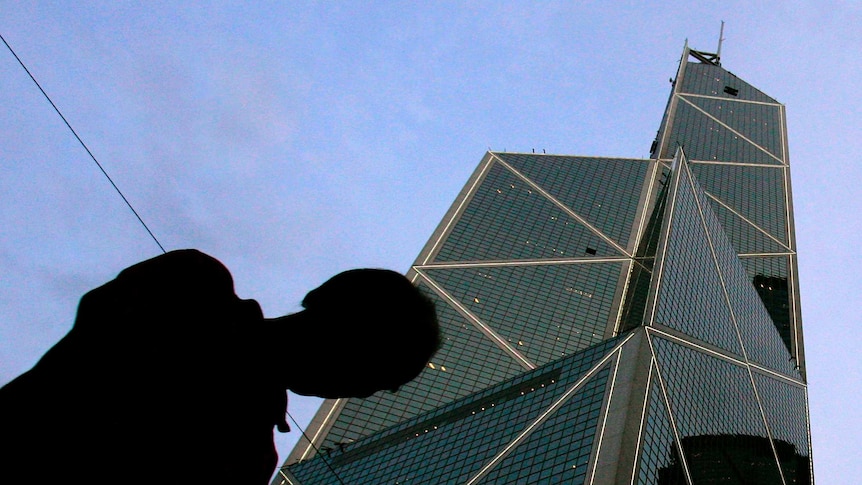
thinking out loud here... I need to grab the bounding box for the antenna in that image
[716,21,726,64]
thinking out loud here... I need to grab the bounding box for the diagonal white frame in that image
[463,332,635,485]
[414,268,536,370]
[492,154,633,258]
[677,94,786,165]
[668,157,790,483]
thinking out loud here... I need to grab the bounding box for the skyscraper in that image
[277,43,811,484]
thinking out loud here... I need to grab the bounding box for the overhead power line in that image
[0,31,166,254]
[285,410,347,485]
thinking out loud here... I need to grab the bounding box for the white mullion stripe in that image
[645,330,694,485]
[647,327,747,368]
[414,269,535,370]
[804,389,815,479]
[630,161,662,258]
[789,253,802,366]
[738,252,794,258]
[643,150,685,328]
[628,361,655,485]
[676,95,786,166]
[689,159,786,168]
[703,191,791,250]
[277,469,296,485]
[649,327,805,386]
[779,104,788,163]
[679,92,783,107]
[587,350,624,484]
[495,157,633,258]
[747,362,806,387]
[415,256,630,270]
[464,333,635,485]
[747,362,789,485]
[420,157,495,265]
[295,399,345,462]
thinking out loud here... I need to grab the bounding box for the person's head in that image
[275,269,441,399]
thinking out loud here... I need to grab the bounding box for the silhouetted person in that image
[0,250,440,484]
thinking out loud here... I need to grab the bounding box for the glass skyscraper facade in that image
[276,44,811,484]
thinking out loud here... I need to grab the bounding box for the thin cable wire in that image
[285,410,347,485]
[4,30,346,484]
[0,32,166,253]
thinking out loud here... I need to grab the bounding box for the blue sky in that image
[2,2,859,482]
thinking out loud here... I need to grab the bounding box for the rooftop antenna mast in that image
[716,20,726,65]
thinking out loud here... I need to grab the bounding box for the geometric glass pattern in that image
[651,335,785,483]
[434,162,624,262]
[681,96,782,159]
[665,100,783,166]
[652,46,802,363]
[689,162,788,244]
[285,148,647,464]
[276,44,812,485]
[676,61,778,104]
[314,282,529,452]
[424,262,624,365]
[493,153,651,249]
[285,336,625,485]
[653,159,744,355]
[752,372,812,483]
[472,363,611,485]
[636,366,685,485]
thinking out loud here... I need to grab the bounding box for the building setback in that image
[276,43,812,484]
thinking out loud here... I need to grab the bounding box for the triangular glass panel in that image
[495,153,650,249]
[475,362,614,484]
[693,181,798,377]
[318,282,527,451]
[424,262,624,367]
[653,164,743,355]
[690,162,788,245]
[679,62,779,104]
[707,200,788,255]
[619,173,671,332]
[665,101,784,166]
[651,336,784,484]
[433,162,623,262]
[635,364,687,485]
[288,338,624,484]
[752,372,812,484]
[682,96,783,160]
